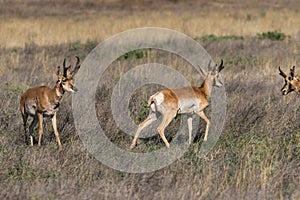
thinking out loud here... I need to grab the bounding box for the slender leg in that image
[37,113,43,146]
[187,115,193,144]
[21,112,28,144]
[197,111,210,141]
[157,111,177,148]
[29,115,38,146]
[20,100,28,144]
[130,111,157,149]
[52,113,62,149]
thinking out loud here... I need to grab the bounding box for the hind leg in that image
[29,115,38,146]
[21,112,29,144]
[130,111,158,149]
[157,110,177,148]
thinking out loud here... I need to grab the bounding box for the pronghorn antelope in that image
[20,56,81,148]
[279,66,300,95]
[130,60,225,149]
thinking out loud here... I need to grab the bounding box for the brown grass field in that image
[0,0,299,199]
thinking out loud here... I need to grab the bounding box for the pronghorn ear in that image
[56,66,61,76]
[198,66,208,77]
[56,66,63,83]
[65,65,72,78]
[290,66,295,77]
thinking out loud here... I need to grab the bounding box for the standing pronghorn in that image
[279,65,300,95]
[20,56,81,148]
[130,60,225,149]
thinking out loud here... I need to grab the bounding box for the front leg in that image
[187,115,193,144]
[52,113,62,149]
[197,111,210,141]
[37,113,44,146]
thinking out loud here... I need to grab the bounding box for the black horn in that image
[218,59,224,72]
[278,66,287,78]
[71,56,81,76]
[62,58,69,77]
[63,58,66,69]
[290,66,295,77]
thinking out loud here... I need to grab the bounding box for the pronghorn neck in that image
[294,76,300,93]
[200,77,213,99]
[53,81,65,99]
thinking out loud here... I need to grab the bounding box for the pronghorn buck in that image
[279,66,300,95]
[20,56,81,148]
[130,60,225,149]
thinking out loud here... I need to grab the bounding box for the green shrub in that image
[195,34,243,42]
[257,30,287,41]
[69,41,84,51]
[118,49,147,60]
[132,101,149,123]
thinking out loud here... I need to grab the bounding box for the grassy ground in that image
[1,0,300,48]
[0,0,299,199]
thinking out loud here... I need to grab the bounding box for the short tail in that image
[148,97,159,119]
[20,96,25,117]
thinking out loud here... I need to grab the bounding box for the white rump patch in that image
[150,102,156,111]
[154,92,164,105]
[25,99,37,116]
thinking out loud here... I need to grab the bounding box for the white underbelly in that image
[43,103,59,116]
[177,99,200,114]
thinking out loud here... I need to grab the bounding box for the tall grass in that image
[0,1,299,199]
[0,38,299,199]
[0,9,300,48]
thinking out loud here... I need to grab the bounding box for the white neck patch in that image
[56,88,62,97]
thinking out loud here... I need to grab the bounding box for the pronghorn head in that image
[57,56,81,93]
[278,66,300,95]
[200,59,225,87]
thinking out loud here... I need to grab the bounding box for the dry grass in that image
[0,38,299,200]
[1,9,300,48]
[0,0,299,199]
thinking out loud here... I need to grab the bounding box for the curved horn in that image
[71,56,81,75]
[63,58,66,69]
[218,59,224,72]
[62,58,70,77]
[278,66,287,78]
[290,66,295,77]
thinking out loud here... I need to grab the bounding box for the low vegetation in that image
[1,36,299,199]
[257,30,288,41]
[0,0,299,199]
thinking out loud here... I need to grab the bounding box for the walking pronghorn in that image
[130,60,225,149]
[20,56,81,148]
[279,66,300,95]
